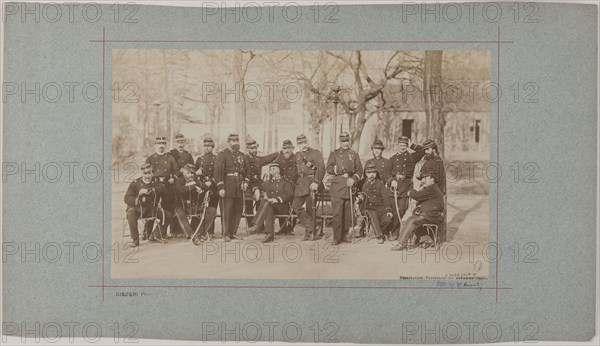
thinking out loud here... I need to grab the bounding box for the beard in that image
[231,144,240,151]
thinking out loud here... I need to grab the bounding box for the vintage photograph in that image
[111,49,491,280]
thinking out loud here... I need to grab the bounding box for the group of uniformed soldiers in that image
[124,131,446,251]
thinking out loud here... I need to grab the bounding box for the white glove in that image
[391,180,398,189]
[386,212,393,219]
[346,178,355,187]
[310,182,318,191]
[268,198,278,204]
[253,189,261,201]
[219,189,225,198]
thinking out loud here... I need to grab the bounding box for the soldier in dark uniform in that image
[195,137,219,237]
[169,133,194,177]
[244,136,279,230]
[387,136,426,240]
[172,164,207,239]
[145,136,179,238]
[274,139,298,234]
[357,162,394,244]
[167,133,194,236]
[414,139,447,242]
[326,131,363,245]
[124,163,172,247]
[244,163,294,243]
[215,133,249,242]
[391,168,444,251]
[291,134,325,241]
[361,139,392,189]
[415,139,446,195]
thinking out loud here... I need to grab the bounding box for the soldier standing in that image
[244,136,278,231]
[326,132,363,245]
[415,139,446,195]
[274,139,298,234]
[244,163,294,243]
[195,137,219,237]
[169,133,194,177]
[387,136,425,240]
[358,162,394,244]
[214,133,249,242]
[145,136,179,238]
[415,139,447,243]
[362,139,392,189]
[124,163,172,246]
[291,134,325,241]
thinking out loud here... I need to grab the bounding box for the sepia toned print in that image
[111,49,490,280]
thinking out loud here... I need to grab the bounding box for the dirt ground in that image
[110,182,489,280]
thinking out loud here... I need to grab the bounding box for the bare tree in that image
[323,51,422,151]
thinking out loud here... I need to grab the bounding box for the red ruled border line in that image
[101,27,106,303]
[97,32,506,302]
[91,39,513,44]
[496,27,501,303]
[90,285,512,290]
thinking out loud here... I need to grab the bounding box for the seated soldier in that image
[356,162,394,244]
[391,168,444,251]
[124,163,172,247]
[173,163,212,241]
[243,163,294,243]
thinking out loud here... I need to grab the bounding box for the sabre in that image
[310,189,317,240]
[349,186,355,243]
[392,185,402,226]
[190,190,211,243]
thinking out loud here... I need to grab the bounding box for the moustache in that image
[231,144,240,151]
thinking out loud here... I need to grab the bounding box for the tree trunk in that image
[423,50,445,158]
[423,50,446,243]
[232,49,247,146]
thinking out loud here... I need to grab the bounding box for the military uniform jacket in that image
[275,152,299,185]
[169,149,194,178]
[214,147,249,198]
[145,153,179,181]
[124,178,166,211]
[294,148,325,196]
[195,152,216,179]
[388,146,425,197]
[419,154,446,195]
[361,178,392,213]
[364,156,392,183]
[245,152,279,187]
[409,183,444,215]
[254,178,294,205]
[175,175,212,210]
[326,148,364,199]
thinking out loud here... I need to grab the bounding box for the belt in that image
[226,172,239,176]
[299,174,314,178]
[337,173,353,178]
